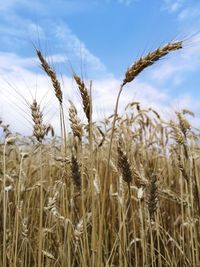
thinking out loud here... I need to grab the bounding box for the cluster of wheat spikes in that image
[1,40,200,267]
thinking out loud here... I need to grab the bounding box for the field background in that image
[0,1,200,266]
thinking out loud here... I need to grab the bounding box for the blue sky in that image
[0,0,200,133]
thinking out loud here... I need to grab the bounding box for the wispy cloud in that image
[178,4,200,23]
[162,0,184,13]
[105,0,135,6]
[0,0,24,11]
[162,0,200,29]
[0,2,107,77]
[0,0,95,13]
[55,23,107,74]
[117,0,134,6]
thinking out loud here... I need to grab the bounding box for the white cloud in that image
[0,55,65,135]
[1,52,200,135]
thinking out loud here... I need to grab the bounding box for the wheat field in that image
[0,40,200,267]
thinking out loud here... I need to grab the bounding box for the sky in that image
[0,0,200,135]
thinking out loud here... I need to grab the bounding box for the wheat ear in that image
[68,100,83,141]
[148,173,158,221]
[123,41,182,86]
[117,141,132,191]
[73,74,90,123]
[71,154,81,189]
[36,49,63,104]
[31,100,46,143]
